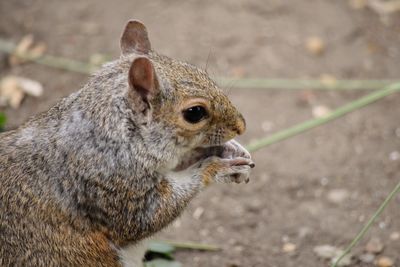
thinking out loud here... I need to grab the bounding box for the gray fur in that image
[0,21,253,267]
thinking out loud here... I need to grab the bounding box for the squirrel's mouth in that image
[174,140,251,171]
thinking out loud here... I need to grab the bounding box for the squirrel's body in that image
[0,21,253,266]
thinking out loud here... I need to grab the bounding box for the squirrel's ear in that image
[120,20,151,55]
[128,56,157,113]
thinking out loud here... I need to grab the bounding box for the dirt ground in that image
[1,0,400,266]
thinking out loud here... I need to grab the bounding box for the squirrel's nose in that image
[233,114,246,135]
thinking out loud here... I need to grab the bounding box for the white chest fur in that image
[119,240,148,267]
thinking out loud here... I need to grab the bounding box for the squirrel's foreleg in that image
[126,156,253,240]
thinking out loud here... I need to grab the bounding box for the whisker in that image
[224,79,238,96]
[204,48,212,73]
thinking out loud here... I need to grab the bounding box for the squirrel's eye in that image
[182,106,208,124]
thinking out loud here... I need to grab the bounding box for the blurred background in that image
[1,0,400,266]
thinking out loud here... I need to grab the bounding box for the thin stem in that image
[1,38,399,90]
[2,38,399,266]
[0,39,94,74]
[216,77,398,90]
[332,181,400,267]
[246,83,400,152]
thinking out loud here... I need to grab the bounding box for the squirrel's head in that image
[119,20,246,164]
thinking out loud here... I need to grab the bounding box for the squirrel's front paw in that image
[200,156,255,185]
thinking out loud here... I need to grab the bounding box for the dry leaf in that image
[15,35,34,54]
[0,76,43,109]
[17,77,43,97]
[9,35,34,66]
[29,42,47,58]
[0,77,24,108]
[9,35,47,66]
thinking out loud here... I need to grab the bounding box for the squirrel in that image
[0,20,254,267]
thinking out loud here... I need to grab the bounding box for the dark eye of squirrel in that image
[182,106,208,124]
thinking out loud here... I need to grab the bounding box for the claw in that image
[228,157,253,166]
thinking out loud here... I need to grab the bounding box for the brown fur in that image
[0,20,253,266]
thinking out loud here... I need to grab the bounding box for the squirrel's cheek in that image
[174,131,205,148]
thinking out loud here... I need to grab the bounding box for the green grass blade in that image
[332,181,400,267]
[217,77,399,90]
[1,38,399,91]
[246,83,400,152]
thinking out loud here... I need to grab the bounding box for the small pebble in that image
[312,105,331,118]
[389,151,400,161]
[359,253,375,263]
[395,127,400,138]
[314,245,352,266]
[365,238,384,254]
[376,256,394,267]
[389,232,400,241]
[282,242,297,253]
[192,207,204,220]
[261,121,274,133]
[320,177,329,186]
[327,189,349,204]
[306,36,325,55]
[313,245,338,259]
[331,254,353,266]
